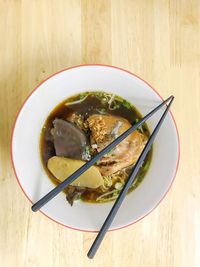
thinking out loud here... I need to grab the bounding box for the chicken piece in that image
[87,114,125,150]
[87,114,147,176]
[67,113,89,132]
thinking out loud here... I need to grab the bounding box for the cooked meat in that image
[65,186,86,206]
[87,114,147,176]
[52,118,87,160]
[67,113,89,133]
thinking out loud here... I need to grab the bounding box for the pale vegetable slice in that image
[47,156,104,188]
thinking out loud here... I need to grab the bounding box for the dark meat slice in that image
[52,118,87,160]
[65,186,86,206]
[43,140,56,164]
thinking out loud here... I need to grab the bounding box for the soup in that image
[40,91,152,205]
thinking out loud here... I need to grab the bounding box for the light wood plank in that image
[0,1,200,266]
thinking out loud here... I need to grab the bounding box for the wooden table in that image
[0,1,199,266]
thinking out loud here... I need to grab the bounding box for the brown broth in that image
[40,91,152,203]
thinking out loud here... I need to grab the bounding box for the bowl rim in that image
[10,64,180,232]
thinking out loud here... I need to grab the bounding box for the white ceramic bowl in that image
[11,65,180,232]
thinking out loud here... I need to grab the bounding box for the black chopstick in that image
[31,95,173,212]
[87,96,174,259]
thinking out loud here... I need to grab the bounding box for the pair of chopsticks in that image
[32,95,174,258]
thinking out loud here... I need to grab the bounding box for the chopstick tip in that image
[31,204,38,212]
[87,251,94,259]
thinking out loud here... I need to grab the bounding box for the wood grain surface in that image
[0,1,200,266]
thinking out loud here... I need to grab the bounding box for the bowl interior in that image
[12,65,179,231]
